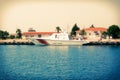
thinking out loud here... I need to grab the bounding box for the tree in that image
[80,29,86,37]
[107,25,120,39]
[102,31,108,39]
[0,30,4,39]
[56,26,61,33]
[9,35,15,39]
[3,31,9,39]
[16,29,22,39]
[90,24,95,28]
[0,30,9,39]
[70,23,80,36]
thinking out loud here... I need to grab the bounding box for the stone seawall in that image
[0,39,120,45]
[83,41,120,45]
[0,39,34,45]
[0,42,34,45]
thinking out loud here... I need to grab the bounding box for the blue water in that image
[0,45,120,80]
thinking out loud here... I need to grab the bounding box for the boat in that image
[31,32,89,45]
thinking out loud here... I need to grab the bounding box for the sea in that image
[0,45,120,80]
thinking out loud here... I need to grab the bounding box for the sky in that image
[0,0,120,33]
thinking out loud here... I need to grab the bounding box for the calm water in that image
[0,45,120,80]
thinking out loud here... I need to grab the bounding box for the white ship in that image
[31,32,89,46]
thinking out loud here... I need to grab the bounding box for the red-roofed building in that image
[75,27,107,39]
[22,28,56,39]
[22,32,55,39]
[85,27,107,39]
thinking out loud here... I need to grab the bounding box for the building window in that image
[25,35,29,37]
[89,33,91,35]
[94,31,99,35]
[38,34,42,37]
[31,35,34,37]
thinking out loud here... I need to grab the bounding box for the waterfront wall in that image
[83,42,120,45]
[0,39,34,45]
[84,39,120,45]
[0,39,120,45]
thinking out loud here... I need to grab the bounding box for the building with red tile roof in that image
[22,32,56,39]
[84,27,107,39]
[22,28,56,39]
[76,26,107,40]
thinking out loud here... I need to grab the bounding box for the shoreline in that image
[0,39,120,45]
[0,39,34,45]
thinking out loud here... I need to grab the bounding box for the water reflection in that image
[48,46,68,51]
[0,46,6,79]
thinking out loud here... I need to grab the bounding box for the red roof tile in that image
[23,32,56,35]
[85,27,107,31]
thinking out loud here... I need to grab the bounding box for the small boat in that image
[31,32,89,46]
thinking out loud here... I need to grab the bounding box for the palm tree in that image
[16,29,22,39]
[56,26,61,33]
